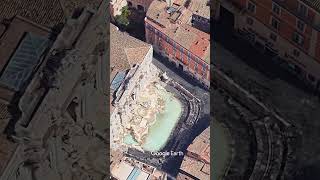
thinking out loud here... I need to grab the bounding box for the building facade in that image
[191,1,210,33]
[216,0,320,90]
[109,23,155,151]
[145,0,210,88]
[0,1,108,179]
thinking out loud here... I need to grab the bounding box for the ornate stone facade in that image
[0,1,108,179]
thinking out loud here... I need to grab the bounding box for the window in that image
[297,19,305,32]
[194,56,199,64]
[298,2,308,17]
[272,3,280,15]
[270,33,277,41]
[166,36,169,42]
[247,1,256,13]
[195,62,198,72]
[293,49,300,57]
[202,65,206,76]
[271,17,280,30]
[292,32,304,45]
[246,17,254,25]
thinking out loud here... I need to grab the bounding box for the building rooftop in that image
[0,16,50,102]
[178,127,210,179]
[0,0,65,28]
[0,0,103,28]
[189,0,210,19]
[180,156,210,180]
[110,23,151,81]
[0,16,50,73]
[187,126,210,163]
[111,161,135,180]
[0,33,50,91]
[110,24,152,112]
[146,0,210,64]
[111,157,167,180]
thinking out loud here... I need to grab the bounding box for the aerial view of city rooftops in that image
[109,0,210,179]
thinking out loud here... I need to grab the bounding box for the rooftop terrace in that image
[146,0,210,63]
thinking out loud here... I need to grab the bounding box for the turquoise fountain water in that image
[123,87,182,152]
[142,88,182,151]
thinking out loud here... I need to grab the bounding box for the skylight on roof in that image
[0,33,49,91]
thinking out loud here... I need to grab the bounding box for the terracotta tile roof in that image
[173,0,184,6]
[172,25,198,50]
[147,0,209,26]
[187,127,210,163]
[201,163,210,175]
[146,0,210,64]
[0,0,65,28]
[110,24,151,81]
[0,0,103,28]
[125,47,151,65]
[180,156,210,180]
[188,0,210,19]
[187,25,210,63]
